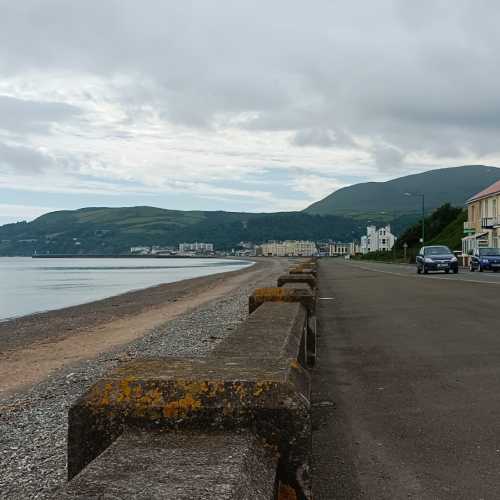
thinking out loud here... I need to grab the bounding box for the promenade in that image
[313,259,500,498]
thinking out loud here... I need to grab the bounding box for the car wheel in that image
[445,269,450,274]
[417,265,421,274]
[423,265,428,274]
[453,268,458,274]
[479,266,484,272]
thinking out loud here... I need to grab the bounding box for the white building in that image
[258,240,317,257]
[130,246,151,255]
[151,245,176,255]
[329,242,358,256]
[179,242,214,254]
[360,225,396,254]
[259,241,287,257]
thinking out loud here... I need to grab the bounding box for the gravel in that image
[0,259,289,499]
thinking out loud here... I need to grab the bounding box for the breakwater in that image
[57,259,319,499]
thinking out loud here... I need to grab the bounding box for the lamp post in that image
[404,192,425,245]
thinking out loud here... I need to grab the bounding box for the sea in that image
[0,257,252,321]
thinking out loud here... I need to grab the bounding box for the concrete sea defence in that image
[58,259,319,499]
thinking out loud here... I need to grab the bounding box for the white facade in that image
[179,242,214,253]
[360,225,396,254]
[259,240,317,257]
[130,246,151,255]
[329,242,357,256]
[151,245,175,255]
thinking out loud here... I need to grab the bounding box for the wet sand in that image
[0,258,271,394]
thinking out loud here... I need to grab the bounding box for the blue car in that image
[416,245,459,274]
[469,248,500,272]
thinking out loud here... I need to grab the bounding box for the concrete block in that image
[306,315,317,368]
[248,287,315,315]
[245,290,315,369]
[215,302,307,364]
[289,266,317,277]
[68,356,312,498]
[277,273,316,290]
[59,430,277,499]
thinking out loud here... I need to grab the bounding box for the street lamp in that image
[404,192,425,245]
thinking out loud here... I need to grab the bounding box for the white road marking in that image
[348,263,500,285]
[319,297,336,300]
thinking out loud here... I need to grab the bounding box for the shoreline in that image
[0,258,263,395]
[0,256,290,498]
[30,254,230,258]
[0,256,252,323]
[0,258,256,352]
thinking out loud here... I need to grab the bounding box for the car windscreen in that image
[479,248,500,256]
[424,246,451,255]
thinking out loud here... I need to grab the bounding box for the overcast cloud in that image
[1,0,500,223]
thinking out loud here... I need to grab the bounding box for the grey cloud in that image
[2,1,500,171]
[0,142,54,173]
[292,127,355,148]
[373,145,406,172]
[0,95,80,134]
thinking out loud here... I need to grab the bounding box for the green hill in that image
[3,164,499,256]
[305,165,500,220]
[426,211,468,251]
[0,207,365,256]
[395,204,465,251]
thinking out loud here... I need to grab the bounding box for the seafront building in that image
[258,240,318,257]
[328,241,359,256]
[178,242,214,254]
[151,245,176,255]
[130,246,151,255]
[360,225,396,254]
[462,180,500,254]
[130,243,215,255]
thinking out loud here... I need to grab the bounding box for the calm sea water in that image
[0,257,252,321]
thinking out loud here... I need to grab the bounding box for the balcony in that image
[481,216,500,229]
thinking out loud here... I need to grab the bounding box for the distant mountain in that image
[3,165,499,256]
[305,165,500,220]
[0,206,365,256]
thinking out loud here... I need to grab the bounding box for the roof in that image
[467,180,500,203]
[462,232,489,240]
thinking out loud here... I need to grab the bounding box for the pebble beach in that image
[0,257,290,499]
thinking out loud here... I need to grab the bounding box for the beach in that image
[0,257,290,498]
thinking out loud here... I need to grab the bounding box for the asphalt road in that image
[312,259,500,499]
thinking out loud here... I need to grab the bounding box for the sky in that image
[1,0,500,225]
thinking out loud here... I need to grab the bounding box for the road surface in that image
[312,259,500,499]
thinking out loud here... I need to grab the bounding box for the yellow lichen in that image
[252,381,272,398]
[254,287,287,301]
[233,382,247,401]
[98,383,114,407]
[162,393,202,418]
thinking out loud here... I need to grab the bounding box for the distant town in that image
[129,224,398,258]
